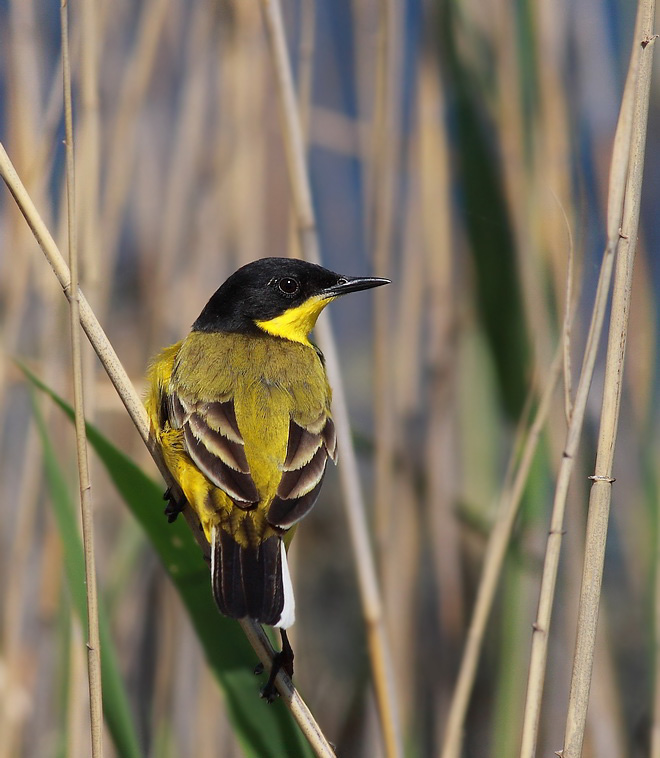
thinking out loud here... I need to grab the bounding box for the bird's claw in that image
[162,488,184,523]
[259,631,294,703]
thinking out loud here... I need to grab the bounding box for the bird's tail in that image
[210,526,295,628]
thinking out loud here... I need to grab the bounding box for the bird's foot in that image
[163,488,184,523]
[260,630,294,703]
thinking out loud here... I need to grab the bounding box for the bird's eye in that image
[278,277,300,295]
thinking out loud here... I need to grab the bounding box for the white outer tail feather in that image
[210,524,218,586]
[275,540,296,629]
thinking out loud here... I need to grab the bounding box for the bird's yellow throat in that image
[255,295,335,345]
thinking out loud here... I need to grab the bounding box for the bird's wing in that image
[169,393,259,507]
[267,412,337,529]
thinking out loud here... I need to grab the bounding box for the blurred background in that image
[0,0,658,756]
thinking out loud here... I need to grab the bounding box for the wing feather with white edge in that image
[267,414,337,529]
[169,394,259,506]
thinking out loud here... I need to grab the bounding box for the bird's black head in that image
[192,257,389,343]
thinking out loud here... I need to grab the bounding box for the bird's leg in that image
[279,630,294,677]
[163,488,184,523]
[260,630,295,703]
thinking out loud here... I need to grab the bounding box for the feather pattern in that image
[188,411,250,473]
[171,392,259,505]
[266,416,336,529]
[183,424,259,504]
[204,400,243,444]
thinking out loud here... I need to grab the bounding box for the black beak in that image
[322,275,391,298]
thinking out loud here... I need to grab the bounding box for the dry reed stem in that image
[222,4,267,270]
[518,13,643,755]
[0,204,65,757]
[416,62,465,735]
[258,2,402,755]
[494,0,555,373]
[258,0,318,259]
[6,0,41,169]
[536,0,573,317]
[0,0,47,422]
[67,621,87,758]
[60,3,104,754]
[557,198,576,424]
[371,0,397,567]
[654,445,660,758]
[386,212,424,723]
[518,225,616,758]
[286,0,315,261]
[78,0,100,307]
[440,345,563,758]
[582,609,627,758]
[284,0,315,265]
[370,1,407,713]
[561,2,656,754]
[297,0,315,139]
[100,0,169,274]
[0,143,335,758]
[90,0,166,342]
[285,0,316,631]
[392,199,424,421]
[76,0,100,423]
[153,2,212,339]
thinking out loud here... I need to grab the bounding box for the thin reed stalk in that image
[494,0,555,374]
[653,446,660,758]
[78,0,101,312]
[518,11,643,753]
[582,609,627,757]
[67,621,87,758]
[0,222,65,758]
[387,207,424,724]
[285,0,315,262]
[370,0,398,567]
[100,0,169,274]
[153,1,212,340]
[559,202,576,424]
[257,2,402,756]
[74,0,100,426]
[0,0,47,420]
[285,0,316,628]
[416,57,464,745]
[60,3,104,755]
[297,0,315,138]
[518,227,615,757]
[0,141,336,758]
[441,345,563,758]
[561,2,656,754]
[536,0,573,323]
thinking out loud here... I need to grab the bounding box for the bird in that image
[145,256,389,697]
